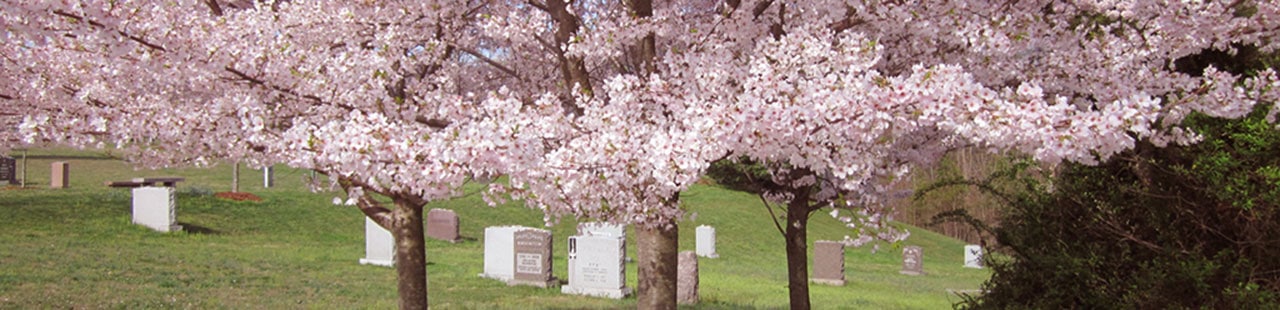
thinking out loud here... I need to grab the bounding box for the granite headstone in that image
[0,156,15,185]
[811,241,845,285]
[426,208,461,242]
[50,161,68,188]
[512,228,556,287]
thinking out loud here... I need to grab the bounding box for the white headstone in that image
[262,166,274,188]
[695,225,719,258]
[360,217,395,267]
[577,222,626,237]
[963,244,983,269]
[131,186,182,232]
[901,245,924,275]
[480,226,524,281]
[562,234,632,299]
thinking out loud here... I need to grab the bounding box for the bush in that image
[705,157,772,193]
[958,106,1280,309]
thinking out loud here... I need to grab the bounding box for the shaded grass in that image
[0,149,987,308]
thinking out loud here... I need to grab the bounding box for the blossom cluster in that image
[4,0,1277,240]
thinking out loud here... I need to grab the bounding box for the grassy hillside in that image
[0,149,987,308]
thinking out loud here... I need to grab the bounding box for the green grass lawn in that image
[0,149,988,308]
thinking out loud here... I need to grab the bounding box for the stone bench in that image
[105,177,185,188]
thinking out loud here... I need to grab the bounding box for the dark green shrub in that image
[957,106,1280,309]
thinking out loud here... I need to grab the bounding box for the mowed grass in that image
[0,148,988,309]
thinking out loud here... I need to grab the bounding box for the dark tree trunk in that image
[784,188,813,310]
[636,219,679,310]
[392,197,428,310]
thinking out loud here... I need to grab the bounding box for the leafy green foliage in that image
[705,157,773,194]
[959,106,1280,309]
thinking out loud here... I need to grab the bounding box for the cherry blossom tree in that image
[6,1,1280,310]
[2,1,564,308]
[672,1,1280,308]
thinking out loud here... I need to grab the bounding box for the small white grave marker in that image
[695,225,718,258]
[963,244,983,269]
[262,166,274,188]
[360,217,395,267]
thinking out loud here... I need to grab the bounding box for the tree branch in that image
[446,42,523,81]
[527,0,549,12]
[204,0,224,16]
[51,10,168,53]
[222,65,357,112]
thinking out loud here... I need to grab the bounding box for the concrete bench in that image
[105,177,185,188]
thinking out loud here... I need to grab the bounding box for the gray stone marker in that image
[562,234,631,298]
[512,228,556,287]
[131,186,182,232]
[426,208,461,243]
[360,217,395,267]
[696,225,718,258]
[480,226,523,281]
[50,161,68,188]
[811,240,845,285]
[964,245,983,269]
[901,246,924,275]
[577,222,625,237]
[678,250,699,305]
[0,156,15,185]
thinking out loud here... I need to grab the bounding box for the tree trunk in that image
[20,149,27,188]
[636,220,678,310]
[231,162,240,193]
[392,197,429,310]
[784,190,813,310]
